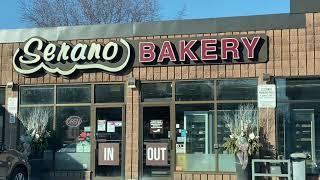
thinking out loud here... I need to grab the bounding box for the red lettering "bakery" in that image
[139,36,261,63]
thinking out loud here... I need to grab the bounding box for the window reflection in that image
[142,82,172,102]
[55,106,91,170]
[277,102,320,174]
[57,85,91,104]
[175,104,216,172]
[176,81,214,101]
[217,79,257,100]
[277,78,320,101]
[20,86,54,105]
[95,84,124,103]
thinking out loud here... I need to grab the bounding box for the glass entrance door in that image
[291,109,316,171]
[141,106,173,180]
[94,107,124,180]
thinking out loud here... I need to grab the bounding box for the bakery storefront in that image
[1,1,320,180]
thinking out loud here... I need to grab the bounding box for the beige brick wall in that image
[0,12,319,180]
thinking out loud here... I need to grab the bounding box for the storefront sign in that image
[135,35,268,66]
[145,143,168,166]
[98,143,120,166]
[150,119,163,134]
[258,84,276,108]
[13,35,268,76]
[65,116,82,127]
[13,37,131,76]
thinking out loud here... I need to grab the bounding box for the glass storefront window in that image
[277,102,320,174]
[277,78,320,101]
[19,107,54,129]
[95,84,124,103]
[57,85,91,104]
[19,84,125,175]
[20,86,54,105]
[217,79,257,100]
[217,103,258,172]
[55,106,91,170]
[175,104,215,172]
[176,81,214,101]
[141,82,172,102]
[276,78,320,174]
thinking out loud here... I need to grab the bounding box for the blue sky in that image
[0,0,289,29]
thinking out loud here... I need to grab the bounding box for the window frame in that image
[18,82,126,172]
[19,82,126,131]
[140,78,258,173]
[276,77,320,174]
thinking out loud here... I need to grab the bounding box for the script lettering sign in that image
[13,37,131,76]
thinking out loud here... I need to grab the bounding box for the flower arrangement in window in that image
[78,132,90,142]
[18,108,51,158]
[223,104,262,169]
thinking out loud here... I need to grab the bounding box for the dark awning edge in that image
[0,13,306,43]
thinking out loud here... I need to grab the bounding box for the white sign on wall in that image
[7,97,18,124]
[258,84,276,108]
[7,97,18,114]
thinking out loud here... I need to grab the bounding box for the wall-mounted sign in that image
[150,119,163,134]
[8,97,18,115]
[135,35,268,66]
[65,116,82,127]
[13,37,131,76]
[98,143,120,166]
[8,97,18,124]
[13,35,268,76]
[258,84,276,108]
[145,143,168,166]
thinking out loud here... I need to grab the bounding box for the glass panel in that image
[217,79,257,100]
[175,104,215,172]
[20,86,54,105]
[95,84,124,103]
[277,102,320,174]
[96,107,123,178]
[142,107,171,178]
[0,88,5,105]
[55,106,91,170]
[277,78,320,101]
[217,103,258,172]
[176,81,214,101]
[19,107,54,130]
[57,85,91,104]
[141,82,172,102]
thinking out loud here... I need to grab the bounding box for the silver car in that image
[0,144,31,180]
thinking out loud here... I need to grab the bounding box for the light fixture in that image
[127,75,137,89]
[263,73,274,84]
[6,82,14,89]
